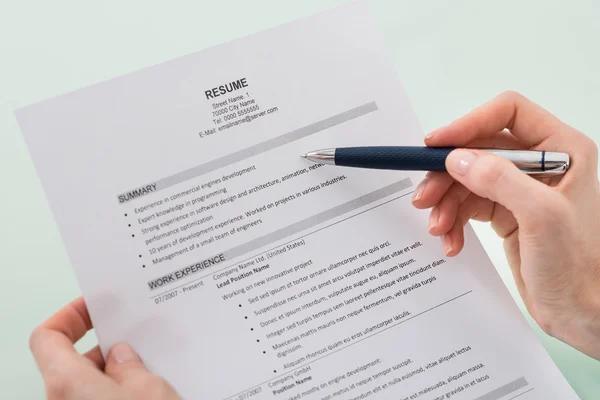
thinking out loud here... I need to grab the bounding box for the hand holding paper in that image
[29,297,181,399]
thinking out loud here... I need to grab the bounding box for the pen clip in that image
[522,164,569,177]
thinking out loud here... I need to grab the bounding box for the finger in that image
[428,182,471,236]
[441,195,495,256]
[465,130,527,150]
[30,297,93,373]
[444,149,558,221]
[425,91,566,147]
[29,302,118,399]
[412,172,454,209]
[105,343,180,399]
[556,132,599,193]
[489,204,518,239]
[414,131,532,211]
[105,343,152,385]
[44,297,92,343]
[85,345,106,370]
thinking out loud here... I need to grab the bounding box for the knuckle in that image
[498,90,525,103]
[29,327,42,351]
[472,156,506,190]
[581,135,598,158]
[128,374,151,391]
[130,374,173,398]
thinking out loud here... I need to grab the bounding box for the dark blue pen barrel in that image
[335,146,454,171]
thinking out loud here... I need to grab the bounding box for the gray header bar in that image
[222,178,412,261]
[147,178,412,290]
[474,377,528,400]
[118,102,378,204]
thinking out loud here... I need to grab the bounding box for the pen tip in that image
[300,153,307,159]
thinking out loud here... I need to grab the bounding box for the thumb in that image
[105,343,180,398]
[445,149,556,218]
[105,343,151,385]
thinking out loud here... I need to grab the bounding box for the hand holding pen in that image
[303,91,600,361]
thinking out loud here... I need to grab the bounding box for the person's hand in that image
[30,297,180,400]
[412,91,600,360]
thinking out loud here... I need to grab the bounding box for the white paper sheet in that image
[16,2,577,399]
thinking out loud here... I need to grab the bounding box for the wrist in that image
[555,282,600,360]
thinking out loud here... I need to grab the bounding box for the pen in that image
[301,146,570,177]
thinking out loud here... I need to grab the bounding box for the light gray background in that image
[1,0,599,398]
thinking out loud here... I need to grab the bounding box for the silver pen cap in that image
[485,149,570,176]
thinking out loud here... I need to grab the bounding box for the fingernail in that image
[412,178,428,202]
[442,234,453,255]
[428,206,440,231]
[424,131,436,141]
[446,150,477,176]
[109,343,140,364]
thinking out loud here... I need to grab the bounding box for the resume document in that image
[16,3,577,399]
